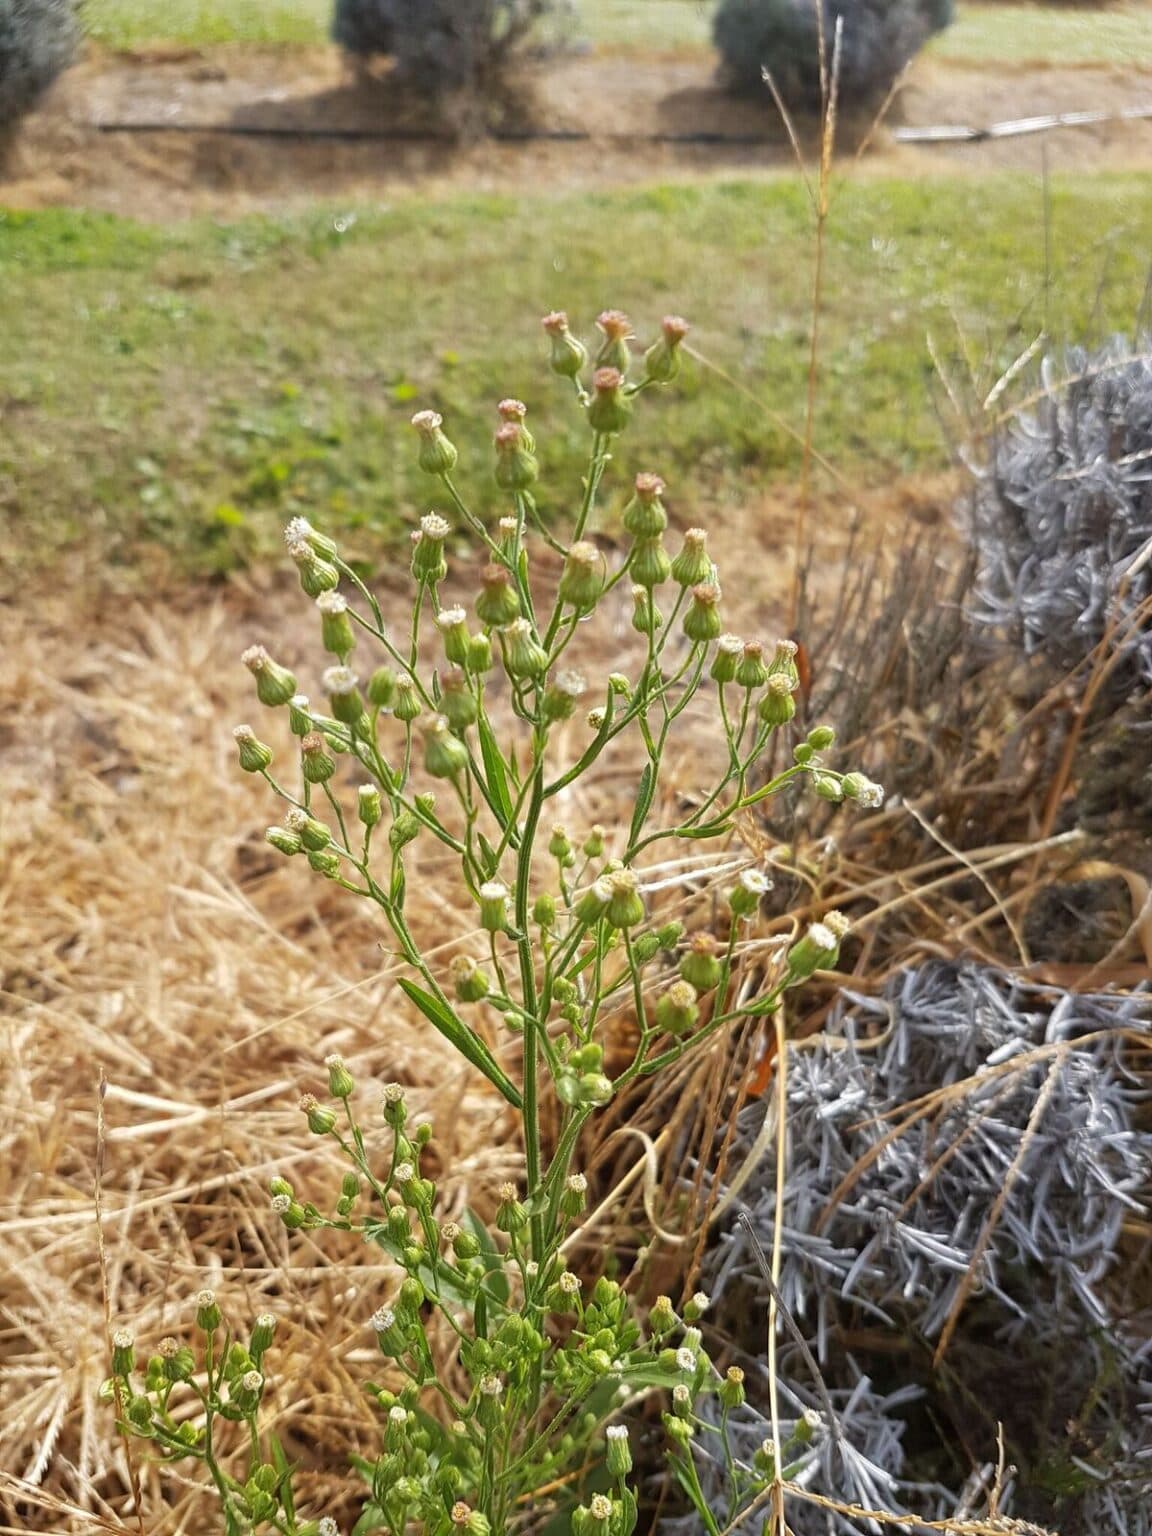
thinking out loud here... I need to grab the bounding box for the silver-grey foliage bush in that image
[969,339,1152,691]
[713,0,953,107]
[331,0,552,92]
[0,0,77,138]
[699,962,1151,1532]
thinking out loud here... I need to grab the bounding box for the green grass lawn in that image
[82,0,1152,65]
[2,174,1149,583]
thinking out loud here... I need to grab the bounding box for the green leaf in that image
[628,761,656,846]
[267,1434,295,1521]
[477,831,500,881]
[477,713,515,829]
[397,976,522,1109]
[351,1504,390,1535]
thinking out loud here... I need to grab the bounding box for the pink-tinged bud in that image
[233,724,273,774]
[631,583,662,636]
[736,640,768,690]
[475,563,521,628]
[301,731,336,784]
[622,471,668,536]
[497,397,535,452]
[670,527,713,589]
[655,980,699,1035]
[683,580,722,642]
[594,309,634,373]
[679,932,722,992]
[542,310,588,378]
[411,409,458,476]
[493,422,539,492]
[438,666,477,732]
[557,540,605,612]
[587,367,632,435]
[644,314,690,385]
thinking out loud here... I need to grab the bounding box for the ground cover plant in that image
[101,309,889,1534]
[4,173,1152,591]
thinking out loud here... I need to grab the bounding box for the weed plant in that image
[103,311,884,1536]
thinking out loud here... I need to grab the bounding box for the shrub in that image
[331,0,553,93]
[0,0,78,152]
[713,0,954,108]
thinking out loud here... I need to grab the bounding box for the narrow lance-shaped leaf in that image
[397,976,522,1109]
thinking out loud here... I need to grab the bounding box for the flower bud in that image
[411,409,458,476]
[285,806,331,851]
[231,1368,264,1414]
[499,618,548,682]
[111,1328,135,1377]
[478,880,509,934]
[604,867,645,930]
[643,313,689,385]
[320,669,362,732]
[560,1171,587,1219]
[588,366,632,435]
[411,513,450,585]
[389,811,421,851]
[466,632,493,675]
[357,783,382,828]
[631,583,662,636]
[325,1052,355,1099]
[594,309,633,373]
[393,673,421,724]
[736,641,768,690]
[841,771,884,808]
[308,848,342,879]
[242,645,297,708]
[475,564,521,629]
[786,920,841,980]
[679,933,722,992]
[497,397,535,453]
[654,980,699,1036]
[437,606,471,668]
[494,422,539,492]
[583,824,606,858]
[807,725,835,751]
[683,581,722,642]
[670,527,712,588]
[160,1339,196,1384]
[284,515,339,559]
[495,1182,528,1235]
[649,1294,676,1334]
[477,1374,504,1429]
[439,667,478,732]
[719,1365,746,1409]
[622,471,668,536]
[288,693,313,736]
[812,772,844,802]
[301,731,336,784]
[574,875,612,924]
[542,309,587,378]
[605,1423,632,1478]
[557,541,605,613]
[233,724,273,774]
[366,666,397,710]
[710,633,743,684]
[729,868,771,918]
[683,1290,709,1322]
[300,1093,337,1135]
[423,715,469,780]
[195,1289,221,1333]
[250,1313,277,1361]
[758,672,796,727]
[542,670,585,724]
[450,953,491,1004]
[533,891,557,929]
[316,591,355,658]
[768,637,800,687]
[287,538,340,598]
[630,535,671,590]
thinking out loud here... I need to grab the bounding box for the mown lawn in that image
[83,0,1152,66]
[2,173,1149,581]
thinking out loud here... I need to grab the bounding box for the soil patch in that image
[4,46,1152,219]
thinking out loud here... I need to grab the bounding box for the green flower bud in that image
[719,1365,746,1409]
[159,1339,195,1384]
[560,1171,587,1219]
[307,847,342,879]
[284,515,338,559]
[631,583,662,636]
[250,1313,277,1361]
[594,309,633,374]
[439,667,478,732]
[631,931,662,966]
[322,666,365,729]
[111,1327,135,1377]
[269,1175,294,1199]
[643,313,689,385]
[548,824,572,863]
[758,672,796,727]
[583,824,606,859]
[230,1368,264,1414]
[622,472,668,537]
[542,670,585,724]
[411,409,458,476]
[605,1424,632,1478]
[362,669,395,712]
[710,633,743,684]
[495,1181,528,1235]
[301,731,336,784]
[478,880,509,934]
[499,618,548,681]
[452,1228,480,1261]
[389,811,421,851]
[604,867,645,930]
[588,366,632,435]
[768,637,800,686]
[630,535,671,590]
[542,309,587,378]
[233,724,273,774]
[316,590,355,658]
[494,422,539,492]
[411,513,450,585]
[649,1294,677,1334]
[475,563,521,629]
[242,645,297,708]
[557,541,605,613]
[325,1053,354,1099]
[664,1414,693,1447]
[466,632,493,674]
[288,693,313,736]
[286,536,340,598]
[574,875,612,925]
[380,1080,407,1128]
[358,783,382,828]
[436,606,471,668]
[450,953,491,1004]
[300,1094,337,1134]
[679,933,722,992]
[285,807,330,851]
[393,673,421,724]
[785,918,842,980]
[423,715,469,780]
[682,580,722,642]
[497,397,535,453]
[728,868,771,918]
[736,641,768,690]
[793,742,815,766]
[476,1374,504,1429]
[654,980,699,1035]
[670,526,713,588]
[841,771,885,808]
[195,1289,221,1333]
[812,772,844,802]
[807,725,836,751]
[126,1394,154,1430]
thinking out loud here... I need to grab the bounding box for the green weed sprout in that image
[106,310,883,1536]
